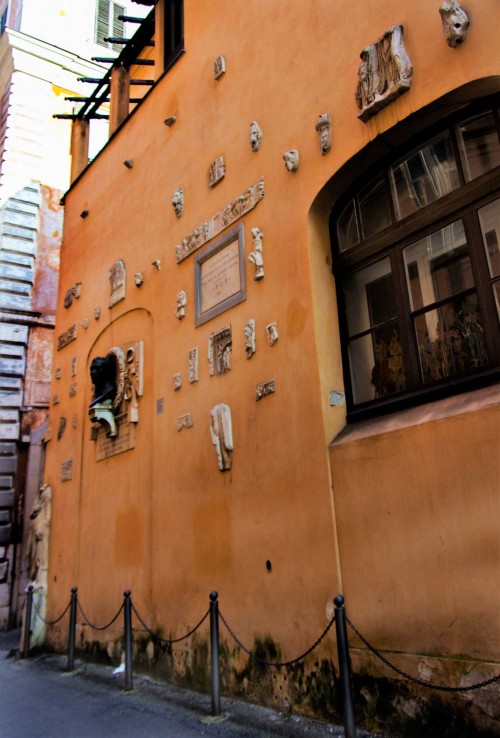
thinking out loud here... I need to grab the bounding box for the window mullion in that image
[391,249,420,390]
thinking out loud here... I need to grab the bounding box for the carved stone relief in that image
[316,113,332,155]
[71,357,77,377]
[27,482,52,619]
[188,347,199,383]
[177,413,193,431]
[256,379,275,401]
[109,259,126,308]
[64,282,81,308]
[283,150,299,172]
[266,322,279,347]
[173,373,182,391]
[208,326,232,376]
[152,259,161,270]
[57,324,77,351]
[439,1,469,47]
[82,317,88,329]
[210,403,233,471]
[176,290,187,319]
[55,368,61,380]
[250,121,262,152]
[156,398,165,415]
[61,460,73,481]
[69,383,77,397]
[355,25,413,122]
[52,394,59,405]
[94,308,101,321]
[134,272,144,287]
[57,417,67,440]
[172,187,184,218]
[214,56,226,79]
[72,414,78,429]
[89,341,144,438]
[244,320,256,359]
[248,228,264,280]
[175,178,265,263]
[209,156,226,188]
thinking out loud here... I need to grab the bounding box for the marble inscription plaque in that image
[61,459,73,481]
[201,239,240,314]
[96,415,136,461]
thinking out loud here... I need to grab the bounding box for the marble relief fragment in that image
[315,114,332,155]
[439,1,469,47]
[173,373,182,391]
[134,272,144,287]
[176,290,187,319]
[188,347,199,383]
[256,380,275,401]
[177,413,193,431]
[250,121,262,152]
[248,228,264,280]
[283,150,299,172]
[214,56,226,79]
[210,403,233,471]
[109,259,126,307]
[209,156,225,188]
[244,320,256,359]
[266,322,279,347]
[208,326,232,376]
[172,187,184,218]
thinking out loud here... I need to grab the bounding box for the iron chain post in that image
[67,587,78,671]
[123,590,133,691]
[209,591,221,716]
[22,584,34,659]
[334,594,356,738]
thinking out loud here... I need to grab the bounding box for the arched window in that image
[330,98,500,419]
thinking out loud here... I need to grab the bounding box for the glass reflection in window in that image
[336,198,360,252]
[457,111,500,182]
[478,198,500,278]
[390,131,460,220]
[358,174,392,239]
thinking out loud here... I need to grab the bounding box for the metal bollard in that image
[123,590,133,691]
[67,587,78,671]
[334,594,356,738]
[209,591,221,716]
[22,584,34,659]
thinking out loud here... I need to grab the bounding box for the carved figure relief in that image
[89,341,143,437]
[248,228,264,280]
[316,114,332,155]
[210,403,233,471]
[283,150,300,172]
[52,394,59,405]
[134,272,144,287]
[108,259,126,307]
[256,379,275,401]
[82,317,89,329]
[188,347,199,383]
[173,373,182,391]
[209,156,226,188]
[177,413,193,431]
[244,320,256,359]
[64,282,81,308]
[439,1,470,47]
[266,322,279,346]
[214,55,226,79]
[72,414,78,429]
[61,460,72,481]
[175,178,265,263]
[176,290,187,319]
[27,484,52,583]
[250,121,263,152]
[94,307,101,321]
[57,417,67,441]
[55,368,61,380]
[172,187,184,218]
[57,323,77,350]
[208,326,232,376]
[71,357,77,377]
[69,383,77,397]
[355,25,413,122]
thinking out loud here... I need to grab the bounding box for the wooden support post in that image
[70,119,90,183]
[109,64,130,136]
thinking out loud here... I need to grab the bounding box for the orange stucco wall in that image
[43,0,499,729]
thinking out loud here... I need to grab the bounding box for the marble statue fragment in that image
[266,322,279,347]
[248,228,264,280]
[250,121,262,152]
[176,290,187,319]
[214,56,226,79]
[210,403,233,471]
[188,347,199,383]
[134,272,144,287]
[315,114,332,155]
[439,1,469,47]
[108,259,126,307]
[208,326,232,376]
[244,319,256,359]
[173,373,182,391]
[172,187,184,218]
[283,150,299,172]
[209,156,226,188]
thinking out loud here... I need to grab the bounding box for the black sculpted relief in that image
[89,355,117,408]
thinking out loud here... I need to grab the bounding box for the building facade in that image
[43,1,499,734]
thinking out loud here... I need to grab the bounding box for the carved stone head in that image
[134,272,144,287]
[439,1,470,47]
[315,114,332,155]
[172,187,184,218]
[283,150,299,172]
[250,121,262,152]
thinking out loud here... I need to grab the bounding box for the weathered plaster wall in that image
[43,0,499,732]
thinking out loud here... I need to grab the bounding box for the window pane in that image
[358,174,392,239]
[390,132,460,220]
[349,325,406,404]
[403,220,473,310]
[414,294,488,383]
[478,198,500,278]
[457,111,500,182]
[343,258,396,337]
[336,198,359,252]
